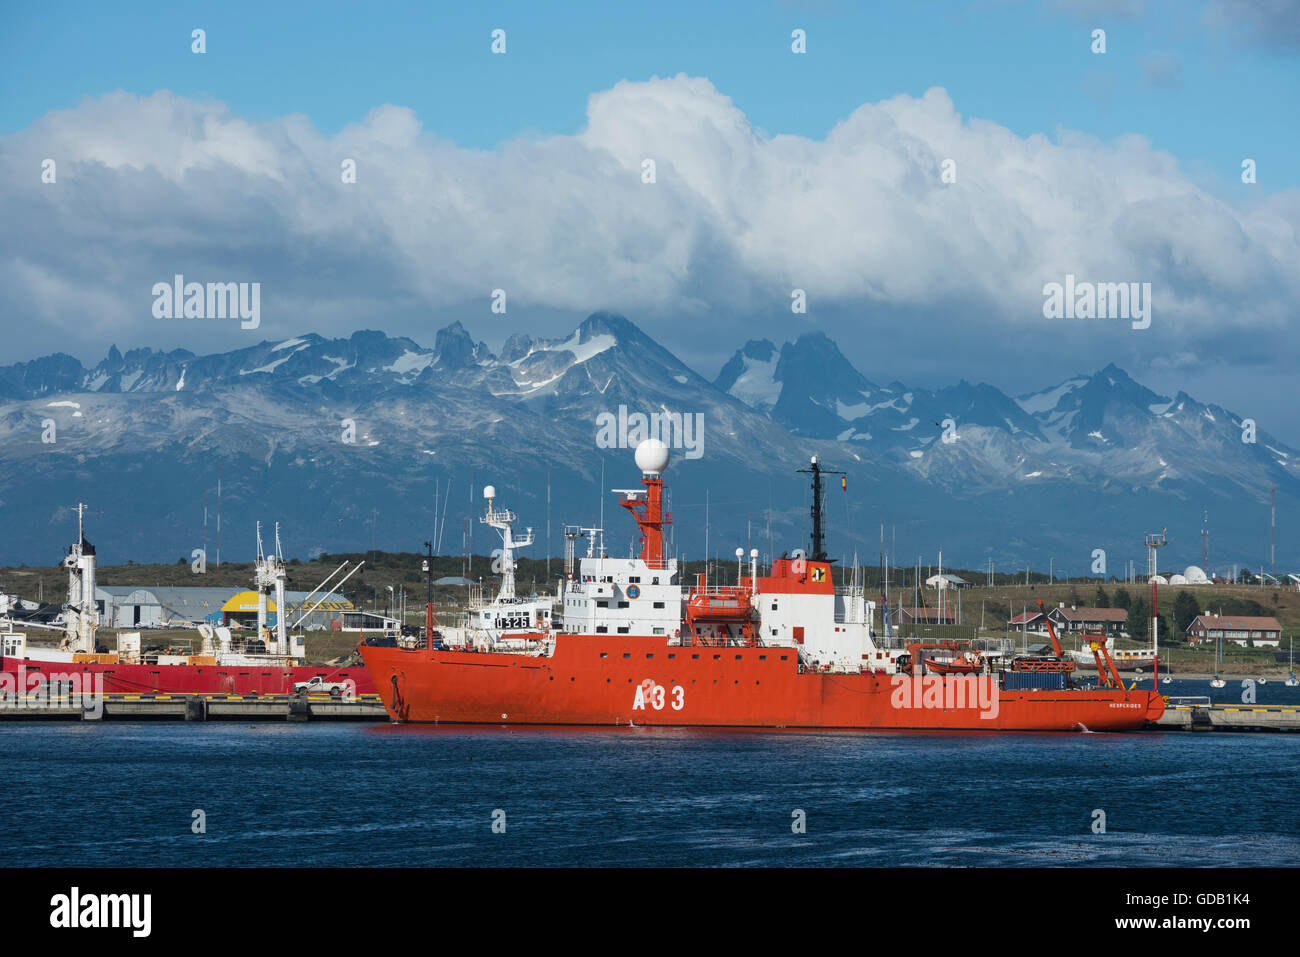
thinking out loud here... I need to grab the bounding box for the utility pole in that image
[1145,529,1168,687]
[1271,487,1276,577]
[423,539,435,647]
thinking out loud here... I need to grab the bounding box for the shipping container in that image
[1001,670,1068,691]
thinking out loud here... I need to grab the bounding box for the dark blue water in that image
[2,678,1298,867]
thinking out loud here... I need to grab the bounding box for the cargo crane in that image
[1007,600,1076,674]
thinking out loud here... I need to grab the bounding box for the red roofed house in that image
[1046,605,1128,636]
[1007,609,1046,630]
[1186,615,1282,647]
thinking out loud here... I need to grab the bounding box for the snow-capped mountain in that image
[718,336,1296,501]
[0,314,1295,572]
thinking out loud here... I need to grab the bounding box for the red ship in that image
[361,443,1165,731]
[0,509,375,698]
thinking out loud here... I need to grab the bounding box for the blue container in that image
[1001,670,1068,692]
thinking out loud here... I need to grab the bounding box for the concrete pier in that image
[1154,703,1300,732]
[0,693,387,722]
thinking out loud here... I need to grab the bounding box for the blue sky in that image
[4,0,1297,192]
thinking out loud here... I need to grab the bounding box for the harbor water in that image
[2,679,1297,867]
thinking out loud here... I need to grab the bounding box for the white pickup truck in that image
[292,675,353,697]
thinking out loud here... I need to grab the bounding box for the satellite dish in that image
[634,439,670,475]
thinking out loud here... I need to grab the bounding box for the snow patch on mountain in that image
[725,353,780,411]
[1017,378,1087,415]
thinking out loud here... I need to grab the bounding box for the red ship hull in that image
[360,635,1165,731]
[2,658,376,696]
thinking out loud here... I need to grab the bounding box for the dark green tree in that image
[1113,588,1131,610]
[1128,597,1149,640]
[1095,586,1110,608]
[1172,590,1199,637]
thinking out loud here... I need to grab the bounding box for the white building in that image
[926,573,969,590]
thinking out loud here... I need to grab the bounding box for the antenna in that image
[1203,509,1209,571]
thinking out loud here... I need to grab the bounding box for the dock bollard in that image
[184,696,207,722]
[287,695,311,722]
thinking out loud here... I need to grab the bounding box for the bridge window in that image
[653,602,664,609]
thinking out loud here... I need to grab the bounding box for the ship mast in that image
[423,539,436,646]
[481,486,532,601]
[615,440,672,569]
[797,456,843,562]
[253,521,289,655]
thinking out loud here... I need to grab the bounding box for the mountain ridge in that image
[0,314,1295,572]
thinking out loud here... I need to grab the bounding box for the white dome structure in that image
[483,485,496,499]
[1149,575,1169,585]
[634,439,670,475]
[1169,574,1188,584]
[1183,565,1209,584]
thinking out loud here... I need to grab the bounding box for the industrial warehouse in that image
[92,585,358,631]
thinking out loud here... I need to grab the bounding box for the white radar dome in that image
[483,485,496,499]
[635,439,671,475]
[1183,565,1209,584]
